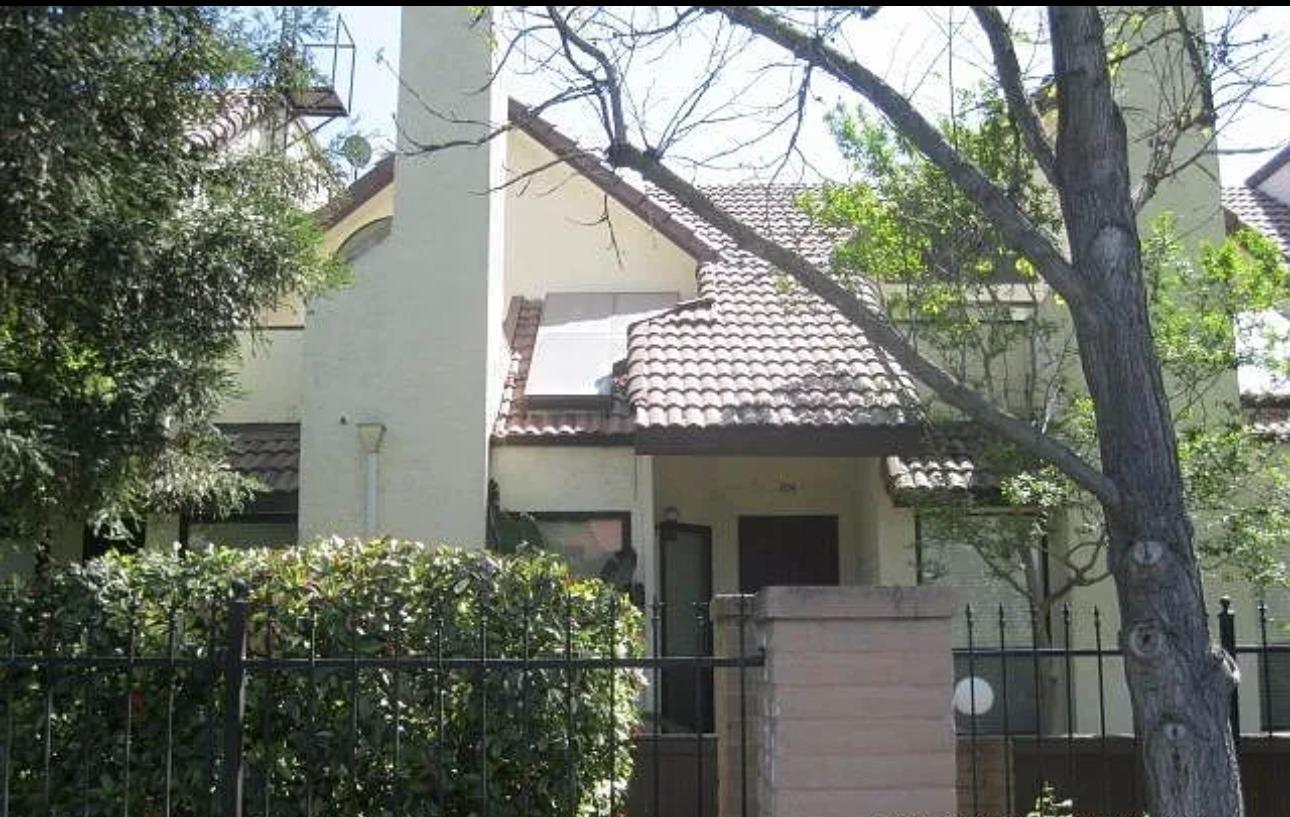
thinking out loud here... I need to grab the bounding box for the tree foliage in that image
[0,6,346,542]
[0,538,643,816]
[804,89,1290,607]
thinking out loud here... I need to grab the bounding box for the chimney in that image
[299,7,505,545]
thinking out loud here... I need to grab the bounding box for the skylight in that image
[526,292,678,407]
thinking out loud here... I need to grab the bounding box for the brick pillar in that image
[714,586,958,817]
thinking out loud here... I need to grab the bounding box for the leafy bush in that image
[0,538,644,816]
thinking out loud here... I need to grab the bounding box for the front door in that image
[659,522,712,732]
[738,515,840,593]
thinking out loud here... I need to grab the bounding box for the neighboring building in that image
[1223,145,1290,422]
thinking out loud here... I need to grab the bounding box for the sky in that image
[310,6,1290,187]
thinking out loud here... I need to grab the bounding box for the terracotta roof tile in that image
[493,297,635,444]
[219,423,299,493]
[1223,185,1290,258]
[1244,398,1290,441]
[625,184,921,433]
[187,92,269,151]
[884,424,1010,505]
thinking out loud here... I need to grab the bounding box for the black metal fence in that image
[0,592,761,817]
[954,597,1290,817]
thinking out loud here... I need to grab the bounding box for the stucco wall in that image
[490,446,655,596]
[652,456,916,595]
[218,330,305,423]
[503,130,700,302]
[297,6,504,545]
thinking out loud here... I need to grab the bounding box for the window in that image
[526,292,677,406]
[529,512,637,598]
[183,490,298,549]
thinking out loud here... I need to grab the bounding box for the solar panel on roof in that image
[526,292,677,406]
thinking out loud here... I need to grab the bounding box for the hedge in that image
[0,537,645,816]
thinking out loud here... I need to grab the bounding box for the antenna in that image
[339,134,373,181]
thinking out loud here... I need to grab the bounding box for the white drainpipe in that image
[356,422,387,537]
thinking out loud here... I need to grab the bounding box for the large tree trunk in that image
[1049,8,1242,815]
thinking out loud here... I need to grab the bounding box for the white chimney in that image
[299,7,506,545]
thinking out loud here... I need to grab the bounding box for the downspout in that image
[357,422,386,537]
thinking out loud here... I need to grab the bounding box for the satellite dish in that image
[339,134,373,172]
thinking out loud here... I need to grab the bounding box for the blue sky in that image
[313,6,1289,186]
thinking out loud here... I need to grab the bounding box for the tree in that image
[0,7,345,545]
[809,88,1289,620]
[445,6,1284,813]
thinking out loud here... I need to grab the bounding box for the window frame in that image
[527,510,635,593]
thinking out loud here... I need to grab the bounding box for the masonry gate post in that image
[714,586,958,817]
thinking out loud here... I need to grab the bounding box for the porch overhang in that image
[634,424,925,457]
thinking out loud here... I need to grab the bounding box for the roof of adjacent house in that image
[1246,143,1290,189]
[1222,185,1290,259]
[187,92,270,151]
[883,424,1008,505]
[219,423,300,493]
[1244,399,1290,442]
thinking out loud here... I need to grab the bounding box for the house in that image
[43,7,1278,738]
[1223,145,1290,431]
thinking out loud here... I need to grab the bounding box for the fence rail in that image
[954,596,1290,817]
[0,590,762,817]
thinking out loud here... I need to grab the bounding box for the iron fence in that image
[954,596,1290,817]
[0,589,761,817]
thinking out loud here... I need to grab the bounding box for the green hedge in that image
[0,537,644,816]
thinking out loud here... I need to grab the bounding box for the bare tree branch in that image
[709,5,1088,309]
[971,6,1058,187]
[604,139,1120,509]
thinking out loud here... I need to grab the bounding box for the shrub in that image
[0,537,644,816]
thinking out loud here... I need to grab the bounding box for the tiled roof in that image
[219,423,300,493]
[1244,398,1290,442]
[1223,185,1290,258]
[493,297,635,443]
[624,184,922,436]
[188,92,269,151]
[317,153,394,228]
[884,424,1008,505]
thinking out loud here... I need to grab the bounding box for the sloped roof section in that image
[1244,398,1290,442]
[623,184,923,449]
[1223,185,1290,258]
[494,297,635,444]
[219,423,300,493]
[317,153,394,229]
[187,92,270,151]
[884,424,1010,505]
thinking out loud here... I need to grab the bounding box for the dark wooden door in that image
[738,515,839,593]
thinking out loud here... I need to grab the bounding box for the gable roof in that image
[188,92,270,150]
[317,100,720,265]
[318,153,394,229]
[507,100,719,263]
[1247,143,1290,189]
